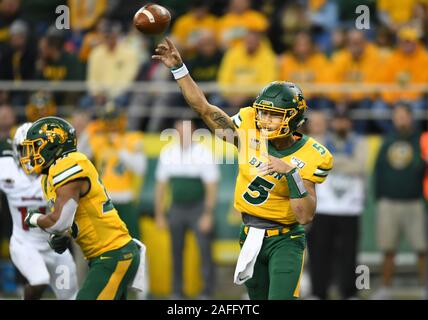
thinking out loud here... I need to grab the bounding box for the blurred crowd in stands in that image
[0,0,428,133]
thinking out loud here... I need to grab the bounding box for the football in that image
[133,3,171,35]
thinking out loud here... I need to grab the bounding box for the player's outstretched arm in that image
[152,38,238,146]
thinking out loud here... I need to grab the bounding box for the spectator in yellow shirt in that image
[329,30,385,133]
[330,30,382,102]
[279,32,330,110]
[87,21,139,100]
[171,0,218,58]
[376,27,428,115]
[377,0,423,32]
[217,24,277,110]
[217,0,268,49]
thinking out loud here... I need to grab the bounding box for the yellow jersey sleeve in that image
[312,150,334,183]
[50,153,88,190]
[231,106,255,129]
[301,140,333,184]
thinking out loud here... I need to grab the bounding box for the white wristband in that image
[171,63,189,80]
[30,213,43,227]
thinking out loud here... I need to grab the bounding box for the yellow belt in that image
[243,226,291,238]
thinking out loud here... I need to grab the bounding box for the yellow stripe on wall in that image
[212,240,240,265]
[97,259,132,300]
[366,135,382,172]
[140,216,202,297]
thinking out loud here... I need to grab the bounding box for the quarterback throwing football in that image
[153,38,333,299]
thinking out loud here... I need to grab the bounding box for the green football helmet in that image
[253,81,308,139]
[20,116,77,175]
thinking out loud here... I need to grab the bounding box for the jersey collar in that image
[267,133,308,158]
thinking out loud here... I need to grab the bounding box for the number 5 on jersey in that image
[243,176,275,205]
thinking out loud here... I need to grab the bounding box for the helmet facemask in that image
[19,117,77,175]
[253,97,307,140]
[20,138,47,175]
[12,122,34,168]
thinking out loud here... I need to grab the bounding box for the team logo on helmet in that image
[294,95,307,110]
[39,123,69,144]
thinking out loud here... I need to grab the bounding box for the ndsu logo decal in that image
[291,156,306,169]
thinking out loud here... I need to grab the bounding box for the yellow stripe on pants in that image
[97,259,132,300]
[293,249,306,298]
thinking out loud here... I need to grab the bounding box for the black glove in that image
[48,234,70,254]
